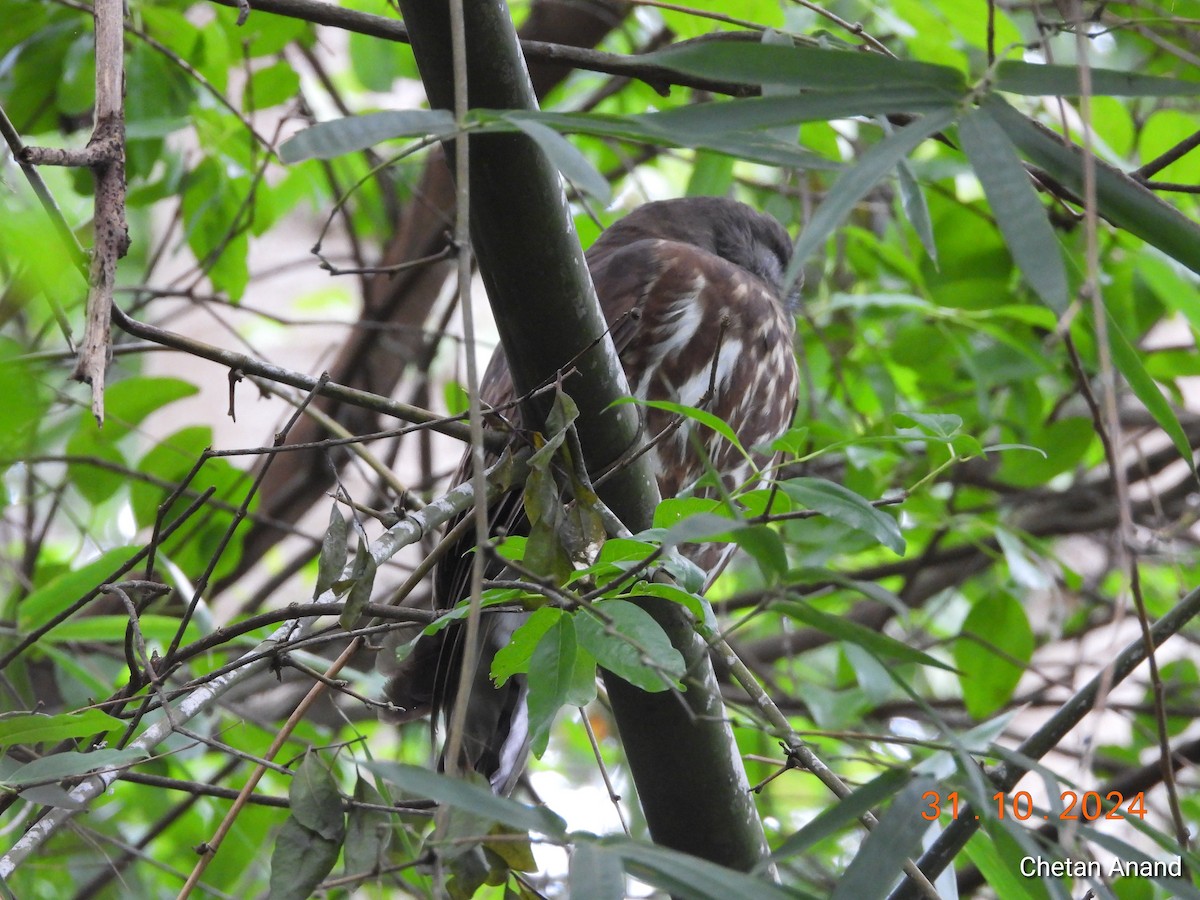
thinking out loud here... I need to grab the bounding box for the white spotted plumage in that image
[387,197,800,794]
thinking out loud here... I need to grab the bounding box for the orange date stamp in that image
[920,790,1148,822]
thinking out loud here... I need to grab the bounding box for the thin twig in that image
[889,585,1200,898]
[579,707,631,836]
[1134,127,1200,179]
[251,375,426,510]
[439,0,487,795]
[1071,9,1190,863]
[714,637,942,900]
[785,0,896,56]
[0,453,526,879]
[108,305,498,448]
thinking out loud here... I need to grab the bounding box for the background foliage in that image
[2,0,1200,897]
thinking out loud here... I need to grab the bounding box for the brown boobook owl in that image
[385,196,800,793]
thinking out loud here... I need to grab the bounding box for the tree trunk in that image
[395,0,771,873]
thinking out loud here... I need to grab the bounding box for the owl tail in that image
[381,610,532,795]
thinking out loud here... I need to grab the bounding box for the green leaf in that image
[737,488,793,519]
[569,841,626,900]
[39,614,200,646]
[63,377,198,505]
[893,411,963,440]
[437,801,498,873]
[953,593,1034,718]
[493,535,527,563]
[349,24,415,91]
[132,427,211,532]
[507,114,611,202]
[773,768,913,860]
[732,525,788,581]
[655,89,952,137]
[995,528,1052,591]
[279,109,457,163]
[995,417,1094,487]
[338,537,377,629]
[441,832,492,897]
[181,157,250,299]
[913,710,1022,779]
[0,0,52,59]
[289,752,346,843]
[995,60,1200,98]
[613,397,747,462]
[64,430,126,505]
[0,710,123,748]
[630,583,707,622]
[508,104,849,171]
[786,106,959,287]
[777,601,952,671]
[652,511,746,548]
[983,94,1200,276]
[525,615,593,757]
[0,340,52,459]
[225,5,310,57]
[652,0,783,37]
[974,819,1066,900]
[831,779,939,900]
[56,33,94,116]
[523,465,573,582]
[483,823,538,873]
[1082,826,1200,900]
[17,546,142,629]
[2,748,149,787]
[403,590,529,648]
[958,106,1068,311]
[564,496,607,567]
[575,600,684,691]
[529,387,579,468]
[103,377,200,439]
[362,761,567,837]
[895,156,937,264]
[247,60,300,109]
[492,607,562,685]
[1137,253,1200,335]
[267,818,342,900]
[686,150,735,197]
[645,42,966,92]
[577,537,657,584]
[1139,109,1200,184]
[962,832,1039,900]
[12,780,85,810]
[443,380,470,417]
[788,568,908,616]
[1105,313,1197,477]
[125,29,193,124]
[565,649,598,708]
[314,503,348,599]
[653,496,722,530]
[344,776,392,877]
[779,477,905,554]
[602,836,804,900]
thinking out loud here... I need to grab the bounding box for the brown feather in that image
[383,197,799,791]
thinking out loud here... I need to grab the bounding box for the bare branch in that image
[0,449,527,879]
